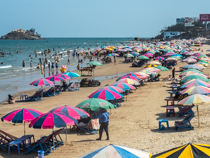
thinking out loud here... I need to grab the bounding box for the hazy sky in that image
[1,0,210,38]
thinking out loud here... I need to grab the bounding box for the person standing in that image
[172,67,175,79]
[114,56,116,65]
[30,60,33,68]
[96,108,109,140]
[22,60,25,67]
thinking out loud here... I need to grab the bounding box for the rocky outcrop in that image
[1,31,42,40]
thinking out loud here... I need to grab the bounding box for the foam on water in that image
[0,65,12,69]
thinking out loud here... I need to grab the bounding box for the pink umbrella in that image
[46,75,66,82]
[111,82,136,90]
[88,89,123,100]
[119,76,139,81]
[56,73,71,80]
[30,78,54,86]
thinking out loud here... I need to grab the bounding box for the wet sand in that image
[1,44,210,158]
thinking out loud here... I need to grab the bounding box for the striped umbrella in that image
[117,78,140,86]
[116,75,140,81]
[99,86,125,93]
[140,70,154,75]
[137,56,149,60]
[181,73,207,80]
[181,69,202,74]
[154,56,165,60]
[143,54,153,58]
[145,67,161,72]
[180,71,203,77]
[126,73,148,79]
[183,58,197,63]
[184,64,204,70]
[29,112,77,129]
[180,86,210,95]
[181,79,210,88]
[155,66,169,71]
[163,52,175,56]
[152,143,210,158]
[56,73,71,80]
[112,82,136,90]
[80,144,152,158]
[49,105,90,120]
[88,89,123,100]
[178,94,210,105]
[64,72,81,78]
[30,78,54,86]
[76,98,115,112]
[1,108,42,135]
[181,75,209,84]
[46,75,66,82]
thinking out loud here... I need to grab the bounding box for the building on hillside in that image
[164,31,180,39]
[12,28,25,33]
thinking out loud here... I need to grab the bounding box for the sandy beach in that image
[1,44,210,158]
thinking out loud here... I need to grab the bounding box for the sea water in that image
[0,38,133,102]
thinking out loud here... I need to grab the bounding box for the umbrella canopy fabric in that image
[30,78,54,86]
[76,98,115,111]
[181,69,202,74]
[29,112,77,129]
[112,82,136,90]
[180,75,209,84]
[64,72,81,78]
[151,143,210,158]
[155,66,169,71]
[180,86,210,95]
[143,54,153,58]
[49,105,90,120]
[46,76,66,82]
[1,108,42,123]
[145,67,161,72]
[80,144,152,158]
[154,56,165,60]
[184,64,204,70]
[181,79,210,88]
[181,73,207,80]
[140,70,154,75]
[116,75,140,81]
[88,89,123,100]
[148,61,161,65]
[183,58,197,63]
[178,94,210,105]
[87,61,102,66]
[99,86,125,93]
[125,54,134,58]
[56,73,71,80]
[137,56,149,60]
[180,71,203,77]
[117,78,140,86]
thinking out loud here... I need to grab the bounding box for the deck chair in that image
[77,119,99,134]
[68,82,79,91]
[0,130,17,152]
[162,75,171,81]
[178,105,195,117]
[63,82,73,91]
[175,113,195,131]
[43,87,54,97]
[25,90,43,101]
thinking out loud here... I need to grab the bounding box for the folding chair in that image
[77,119,99,134]
[178,105,195,117]
[68,82,80,91]
[0,130,17,152]
[175,113,195,131]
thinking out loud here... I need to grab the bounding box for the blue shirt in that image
[99,112,109,124]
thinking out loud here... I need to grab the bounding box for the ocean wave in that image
[37,51,42,54]
[0,65,12,69]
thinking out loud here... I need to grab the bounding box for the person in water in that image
[22,60,25,67]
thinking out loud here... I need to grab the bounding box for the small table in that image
[159,119,169,130]
[166,106,175,117]
[8,135,35,155]
[167,98,175,106]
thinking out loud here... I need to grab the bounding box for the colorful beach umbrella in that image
[181,73,207,80]
[152,143,210,158]
[49,105,90,120]
[183,58,197,64]
[181,75,209,84]
[112,82,136,90]
[99,86,125,93]
[117,78,140,86]
[137,56,149,60]
[87,61,102,66]
[64,72,81,78]
[182,69,202,74]
[125,54,134,58]
[1,108,42,135]
[80,144,152,158]
[184,64,204,70]
[76,98,115,112]
[155,66,169,71]
[88,89,123,100]
[180,86,210,95]
[143,54,153,58]
[140,70,154,75]
[116,75,140,81]
[181,79,210,88]
[178,94,210,105]
[56,73,71,80]
[154,56,165,60]
[30,78,54,86]
[145,67,161,72]
[29,112,77,129]
[46,75,66,82]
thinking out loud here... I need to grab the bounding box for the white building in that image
[164,32,180,39]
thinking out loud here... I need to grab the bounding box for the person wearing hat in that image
[96,108,109,140]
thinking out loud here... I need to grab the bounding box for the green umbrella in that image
[198,60,208,64]
[76,98,115,112]
[155,66,169,71]
[181,75,209,84]
[87,61,102,66]
[197,55,207,59]
[125,54,134,58]
[137,56,149,60]
[182,69,203,74]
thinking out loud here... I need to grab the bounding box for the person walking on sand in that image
[96,108,109,140]
[114,56,116,65]
[172,67,175,79]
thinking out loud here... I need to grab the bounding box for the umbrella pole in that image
[197,105,200,127]
[24,122,25,135]
[53,128,55,152]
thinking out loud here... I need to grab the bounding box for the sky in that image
[1,0,210,38]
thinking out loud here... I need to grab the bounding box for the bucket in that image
[38,150,44,158]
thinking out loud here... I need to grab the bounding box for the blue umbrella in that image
[171,54,183,57]
[80,144,152,158]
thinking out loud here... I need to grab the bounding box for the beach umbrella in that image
[80,144,152,158]
[194,53,202,56]
[99,86,125,93]
[181,73,207,80]
[46,75,66,82]
[137,56,149,60]
[180,86,210,95]
[180,71,203,77]
[148,61,161,65]
[143,54,153,58]
[112,82,136,90]
[56,73,71,80]
[117,78,140,86]
[152,143,210,158]
[183,58,197,64]
[140,70,154,75]
[131,52,139,56]
[171,54,182,57]
[88,89,123,100]
[184,64,204,70]
[87,61,102,66]
[30,78,54,86]
[126,72,147,79]
[76,98,115,112]
[154,56,165,60]
[124,54,134,58]
[64,72,81,78]
[1,108,42,135]
[181,75,209,84]
[155,66,169,71]
[165,57,178,61]
[116,75,140,81]
[199,58,210,61]
[182,69,202,74]
[164,52,175,56]
[145,67,161,72]
[181,79,210,88]
[49,105,90,120]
